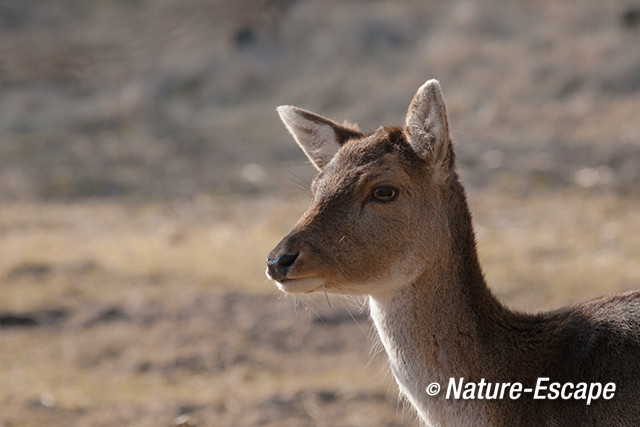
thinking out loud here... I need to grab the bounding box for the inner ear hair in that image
[277,105,363,170]
[404,79,454,178]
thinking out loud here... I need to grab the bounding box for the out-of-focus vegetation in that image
[0,0,639,425]
[1,0,639,201]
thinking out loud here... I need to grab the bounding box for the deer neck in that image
[369,188,511,424]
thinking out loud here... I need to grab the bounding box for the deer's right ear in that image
[277,106,362,171]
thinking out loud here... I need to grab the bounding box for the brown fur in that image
[267,80,640,425]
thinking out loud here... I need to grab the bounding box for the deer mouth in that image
[266,269,324,293]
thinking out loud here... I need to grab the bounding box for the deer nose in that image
[266,252,299,281]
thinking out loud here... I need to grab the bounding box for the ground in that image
[0,1,639,426]
[1,192,638,426]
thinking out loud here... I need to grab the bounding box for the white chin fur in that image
[275,277,324,293]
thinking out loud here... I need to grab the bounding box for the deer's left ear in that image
[277,106,363,171]
[405,80,454,179]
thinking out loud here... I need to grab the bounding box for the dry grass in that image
[472,191,640,311]
[2,191,636,312]
[0,195,403,425]
[0,190,638,425]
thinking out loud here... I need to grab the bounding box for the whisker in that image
[322,282,331,307]
[339,298,369,339]
[303,295,325,325]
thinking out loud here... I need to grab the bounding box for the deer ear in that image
[405,80,454,178]
[277,106,363,170]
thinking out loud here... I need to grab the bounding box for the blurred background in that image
[0,0,638,425]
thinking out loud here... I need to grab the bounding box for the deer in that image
[265,80,640,425]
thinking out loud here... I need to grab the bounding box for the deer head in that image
[266,80,457,297]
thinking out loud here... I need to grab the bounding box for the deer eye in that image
[372,186,398,202]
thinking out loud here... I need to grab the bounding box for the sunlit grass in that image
[472,191,640,311]
[0,191,637,312]
[0,196,311,311]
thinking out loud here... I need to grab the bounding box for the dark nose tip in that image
[266,252,299,280]
[275,253,299,268]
